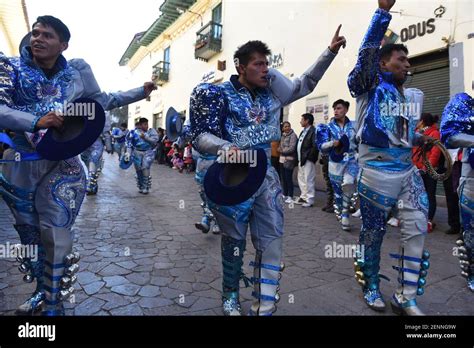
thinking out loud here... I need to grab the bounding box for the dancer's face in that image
[30,23,68,64]
[237,53,269,89]
[380,50,411,86]
[140,122,149,132]
[333,104,348,121]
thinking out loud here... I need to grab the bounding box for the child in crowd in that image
[183,142,194,173]
[170,144,184,173]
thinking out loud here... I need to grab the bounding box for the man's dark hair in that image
[332,99,350,109]
[120,122,127,128]
[234,40,271,71]
[33,16,71,43]
[301,113,314,125]
[138,118,149,125]
[379,43,408,61]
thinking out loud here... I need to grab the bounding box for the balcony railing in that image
[194,21,222,61]
[152,61,170,85]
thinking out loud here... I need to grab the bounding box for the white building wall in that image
[0,32,10,54]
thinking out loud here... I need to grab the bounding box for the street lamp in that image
[176,6,203,26]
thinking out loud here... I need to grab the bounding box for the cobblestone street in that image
[1,155,473,316]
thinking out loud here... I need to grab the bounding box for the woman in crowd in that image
[278,121,298,203]
[413,113,441,232]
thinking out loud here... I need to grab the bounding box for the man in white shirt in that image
[295,113,318,207]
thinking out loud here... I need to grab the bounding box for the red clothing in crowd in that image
[412,125,441,171]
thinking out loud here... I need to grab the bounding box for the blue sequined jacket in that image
[316,117,357,158]
[126,128,159,152]
[440,92,473,175]
[316,117,359,177]
[112,127,127,144]
[347,8,424,166]
[189,48,336,156]
[0,47,146,152]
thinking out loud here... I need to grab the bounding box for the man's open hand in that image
[329,25,346,54]
[378,0,396,11]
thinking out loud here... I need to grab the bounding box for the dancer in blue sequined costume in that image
[316,99,359,231]
[112,123,128,159]
[193,148,221,235]
[0,16,155,315]
[190,32,345,315]
[184,118,221,235]
[348,0,431,315]
[80,111,113,195]
[440,92,474,292]
[125,117,159,194]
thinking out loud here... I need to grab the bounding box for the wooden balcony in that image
[194,21,222,62]
[152,61,170,85]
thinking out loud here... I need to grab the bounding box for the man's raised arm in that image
[347,0,396,98]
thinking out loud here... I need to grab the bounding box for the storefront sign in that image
[400,18,436,42]
[269,53,283,69]
[201,70,216,83]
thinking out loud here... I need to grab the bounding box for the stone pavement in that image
[0,154,472,316]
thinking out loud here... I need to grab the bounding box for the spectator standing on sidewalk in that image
[295,113,319,207]
[155,128,165,163]
[412,113,441,233]
[319,154,334,212]
[278,121,298,203]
